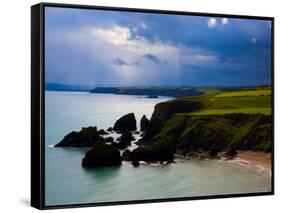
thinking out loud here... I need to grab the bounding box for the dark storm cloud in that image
[45,7,272,86]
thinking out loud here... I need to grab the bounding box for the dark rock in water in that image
[129,142,174,162]
[132,160,140,167]
[165,160,176,164]
[107,127,113,132]
[113,113,137,132]
[146,95,159,99]
[98,129,109,135]
[140,115,150,131]
[55,126,103,147]
[104,136,114,143]
[111,142,118,147]
[209,150,218,157]
[224,149,238,158]
[208,150,220,159]
[112,141,131,150]
[186,151,200,158]
[113,131,135,150]
[122,149,132,161]
[135,140,142,146]
[117,131,135,143]
[82,142,122,168]
[134,131,140,134]
[180,150,188,156]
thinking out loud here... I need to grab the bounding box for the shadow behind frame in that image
[31,2,275,210]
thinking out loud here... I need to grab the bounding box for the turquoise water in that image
[45,91,271,206]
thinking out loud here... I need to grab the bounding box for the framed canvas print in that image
[31,2,274,210]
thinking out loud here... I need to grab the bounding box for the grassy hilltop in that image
[132,86,272,161]
[181,88,271,115]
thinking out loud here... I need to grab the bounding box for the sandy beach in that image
[230,151,272,176]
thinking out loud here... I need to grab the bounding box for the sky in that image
[45,7,272,87]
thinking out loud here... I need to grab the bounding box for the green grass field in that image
[214,89,271,98]
[182,88,272,116]
[187,108,271,115]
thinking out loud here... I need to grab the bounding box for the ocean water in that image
[45,91,271,206]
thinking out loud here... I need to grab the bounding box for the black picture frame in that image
[31,2,275,210]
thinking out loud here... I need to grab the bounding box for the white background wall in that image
[0,0,279,212]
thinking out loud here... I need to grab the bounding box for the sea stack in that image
[54,126,103,147]
[113,113,137,132]
[140,115,150,131]
[82,142,122,168]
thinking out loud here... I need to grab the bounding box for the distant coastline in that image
[89,87,203,98]
[45,83,93,92]
[46,83,271,98]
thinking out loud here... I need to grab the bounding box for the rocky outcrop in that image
[82,142,122,168]
[208,150,220,159]
[224,149,238,159]
[122,149,132,161]
[140,115,150,131]
[107,127,113,132]
[55,126,103,147]
[111,131,135,149]
[112,141,130,150]
[98,129,109,135]
[117,131,135,143]
[113,113,137,132]
[104,136,114,143]
[132,160,140,167]
[128,140,175,162]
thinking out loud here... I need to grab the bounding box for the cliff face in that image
[160,114,271,152]
[143,98,205,141]
[140,99,272,153]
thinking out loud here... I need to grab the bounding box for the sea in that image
[45,91,271,206]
